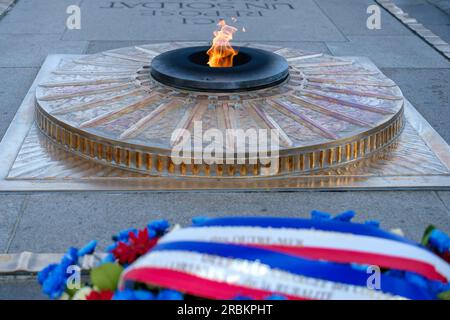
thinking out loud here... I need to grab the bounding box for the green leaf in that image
[65,286,79,298]
[90,263,124,291]
[437,291,450,300]
[421,224,436,246]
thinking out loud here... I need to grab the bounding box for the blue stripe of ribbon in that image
[191,217,418,246]
[153,241,433,300]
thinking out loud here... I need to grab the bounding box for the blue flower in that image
[383,269,445,297]
[112,289,154,300]
[38,264,57,285]
[265,294,286,300]
[100,253,116,265]
[78,240,97,257]
[113,228,138,242]
[428,229,450,254]
[60,247,78,269]
[311,210,331,220]
[364,220,380,228]
[106,243,118,252]
[147,228,157,239]
[42,266,67,299]
[38,247,79,299]
[438,282,450,294]
[156,289,183,300]
[428,279,448,297]
[311,210,358,222]
[192,216,209,225]
[403,272,450,298]
[147,219,170,235]
[333,210,355,222]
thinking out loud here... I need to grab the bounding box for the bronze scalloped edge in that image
[376,0,450,60]
[35,102,405,178]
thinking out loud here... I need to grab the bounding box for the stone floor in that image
[427,0,450,18]
[0,0,449,299]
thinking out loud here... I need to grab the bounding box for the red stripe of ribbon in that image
[123,267,308,300]
[248,244,446,282]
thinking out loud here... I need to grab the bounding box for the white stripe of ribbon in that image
[158,226,450,280]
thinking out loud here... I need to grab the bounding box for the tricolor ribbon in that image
[122,241,434,300]
[121,217,449,300]
[158,225,450,282]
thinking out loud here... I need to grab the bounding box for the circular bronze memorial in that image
[35,42,404,177]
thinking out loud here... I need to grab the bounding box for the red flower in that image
[112,228,158,265]
[86,290,114,300]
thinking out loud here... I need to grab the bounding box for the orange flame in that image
[207,19,238,68]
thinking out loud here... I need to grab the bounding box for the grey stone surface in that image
[0,0,15,17]
[0,67,38,139]
[381,68,450,142]
[7,191,450,253]
[327,35,450,68]
[86,40,332,54]
[62,0,347,42]
[0,0,81,34]
[0,194,26,253]
[427,0,450,15]
[0,34,88,67]
[86,40,155,53]
[395,0,429,5]
[400,1,450,23]
[0,277,46,300]
[315,0,412,36]
[437,192,450,211]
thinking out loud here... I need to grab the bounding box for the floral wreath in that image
[38,211,450,300]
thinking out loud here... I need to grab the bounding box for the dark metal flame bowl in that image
[150,46,289,92]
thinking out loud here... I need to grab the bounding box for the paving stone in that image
[0,277,46,300]
[315,0,411,36]
[327,35,450,68]
[0,0,81,34]
[0,67,38,139]
[393,0,450,43]
[0,194,26,253]
[381,68,450,142]
[62,0,346,42]
[428,0,450,15]
[437,191,450,211]
[0,34,88,67]
[399,2,450,24]
[7,191,450,253]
